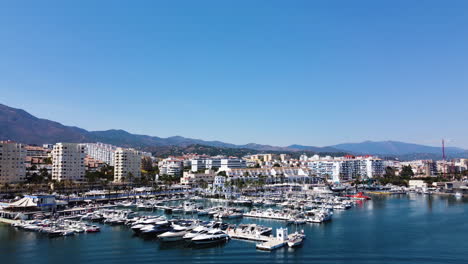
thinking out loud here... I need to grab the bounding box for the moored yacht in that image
[191,230,229,244]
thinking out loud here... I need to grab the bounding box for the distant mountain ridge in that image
[1,103,466,159]
[331,140,465,155]
[0,103,338,152]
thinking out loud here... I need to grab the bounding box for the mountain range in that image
[1,103,466,159]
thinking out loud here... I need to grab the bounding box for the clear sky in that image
[1,0,467,148]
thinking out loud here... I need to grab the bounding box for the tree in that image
[199,180,208,189]
[128,172,135,184]
[384,166,396,178]
[217,171,227,177]
[400,165,414,179]
[141,156,154,171]
[273,163,281,167]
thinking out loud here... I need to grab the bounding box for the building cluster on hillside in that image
[1,140,468,190]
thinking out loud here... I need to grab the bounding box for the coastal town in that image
[0,140,467,251]
[1,141,467,196]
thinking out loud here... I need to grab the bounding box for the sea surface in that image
[1,194,467,264]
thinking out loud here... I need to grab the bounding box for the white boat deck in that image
[227,230,271,242]
[243,213,290,221]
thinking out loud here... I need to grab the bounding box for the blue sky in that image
[1,1,467,148]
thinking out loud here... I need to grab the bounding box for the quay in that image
[256,240,287,251]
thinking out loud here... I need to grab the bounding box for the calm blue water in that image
[1,194,468,264]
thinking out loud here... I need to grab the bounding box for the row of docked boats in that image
[245,207,333,224]
[12,219,100,237]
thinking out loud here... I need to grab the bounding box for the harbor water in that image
[1,194,467,264]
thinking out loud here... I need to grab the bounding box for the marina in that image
[1,193,468,263]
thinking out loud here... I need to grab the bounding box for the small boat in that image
[345,192,371,200]
[183,226,209,240]
[86,225,100,233]
[287,232,305,247]
[158,228,189,242]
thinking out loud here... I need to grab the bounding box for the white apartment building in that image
[226,167,314,183]
[306,155,384,182]
[159,158,184,176]
[191,158,222,171]
[212,176,226,193]
[307,160,341,182]
[114,148,142,182]
[84,142,117,166]
[220,158,247,171]
[0,141,26,184]
[191,157,246,171]
[180,170,216,186]
[52,143,86,182]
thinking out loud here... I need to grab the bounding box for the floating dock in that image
[228,227,289,251]
[256,240,287,251]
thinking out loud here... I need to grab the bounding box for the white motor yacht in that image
[191,230,229,244]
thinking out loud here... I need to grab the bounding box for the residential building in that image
[191,157,246,172]
[180,169,216,186]
[220,158,247,171]
[226,167,315,183]
[159,157,184,176]
[306,155,384,182]
[0,141,26,184]
[212,176,226,193]
[51,143,86,182]
[409,180,428,190]
[84,142,118,166]
[114,148,142,182]
[25,146,50,158]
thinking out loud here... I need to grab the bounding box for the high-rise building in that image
[84,142,117,166]
[0,141,26,184]
[114,148,142,182]
[52,143,86,182]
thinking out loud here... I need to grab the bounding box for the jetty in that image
[255,228,289,251]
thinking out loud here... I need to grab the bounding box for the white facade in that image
[219,158,247,171]
[212,176,226,192]
[180,170,216,185]
[226,167,314,183]
[158,158,184,176]
[409,180,428,189]
[306,155,384,182]
[52,143,86,182]
[114,148,142,182]
[84,142,117,166]
[191,158,222,171]
[191,157,246,172]
[0,142,26,184]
